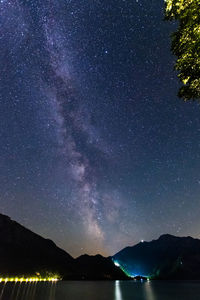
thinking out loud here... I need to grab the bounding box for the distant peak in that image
[77,254,104,259]
[158,234,178,240]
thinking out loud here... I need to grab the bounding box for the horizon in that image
[1,0,200,258]
[1,212,198,259]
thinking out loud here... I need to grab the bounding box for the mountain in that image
[68,254,128,280]
[113,234,200,279]
[0,213,75,277]
[0,213,128,280]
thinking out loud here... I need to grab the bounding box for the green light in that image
[113,260,133,278]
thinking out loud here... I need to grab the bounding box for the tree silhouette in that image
[165,0,200,100]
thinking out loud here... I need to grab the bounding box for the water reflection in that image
[0,280,199,300]
[0,283,6,300]
[0,282,57,300]
[144,282,156,300]
[115,281,123,300]
[49,282,56,300]
[9,283,16,300]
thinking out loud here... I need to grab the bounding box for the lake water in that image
[0,280,200,300]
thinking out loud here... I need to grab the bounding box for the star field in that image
[1,0,200,257]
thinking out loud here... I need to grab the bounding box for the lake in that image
[0,280,199,300]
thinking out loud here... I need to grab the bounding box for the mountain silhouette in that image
[113,234,200,279]
[0,213,128,280]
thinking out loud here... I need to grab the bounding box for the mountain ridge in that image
[2,212,200,280]
[112,233,200,279]
[0,213,128,280]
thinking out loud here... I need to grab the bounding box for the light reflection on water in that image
[144,281,156,300]
[0,280,200,300]
[115,280,123,300]
[0,282,57,300]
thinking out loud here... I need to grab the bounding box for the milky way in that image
[1,0,200,257]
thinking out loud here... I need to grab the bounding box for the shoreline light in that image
[0,277,59,283]
[114,261,120,267]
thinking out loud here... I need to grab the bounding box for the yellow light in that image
[182,77,190,84]
[0,277,60,282]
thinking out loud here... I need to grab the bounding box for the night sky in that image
[1,0,200,257]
